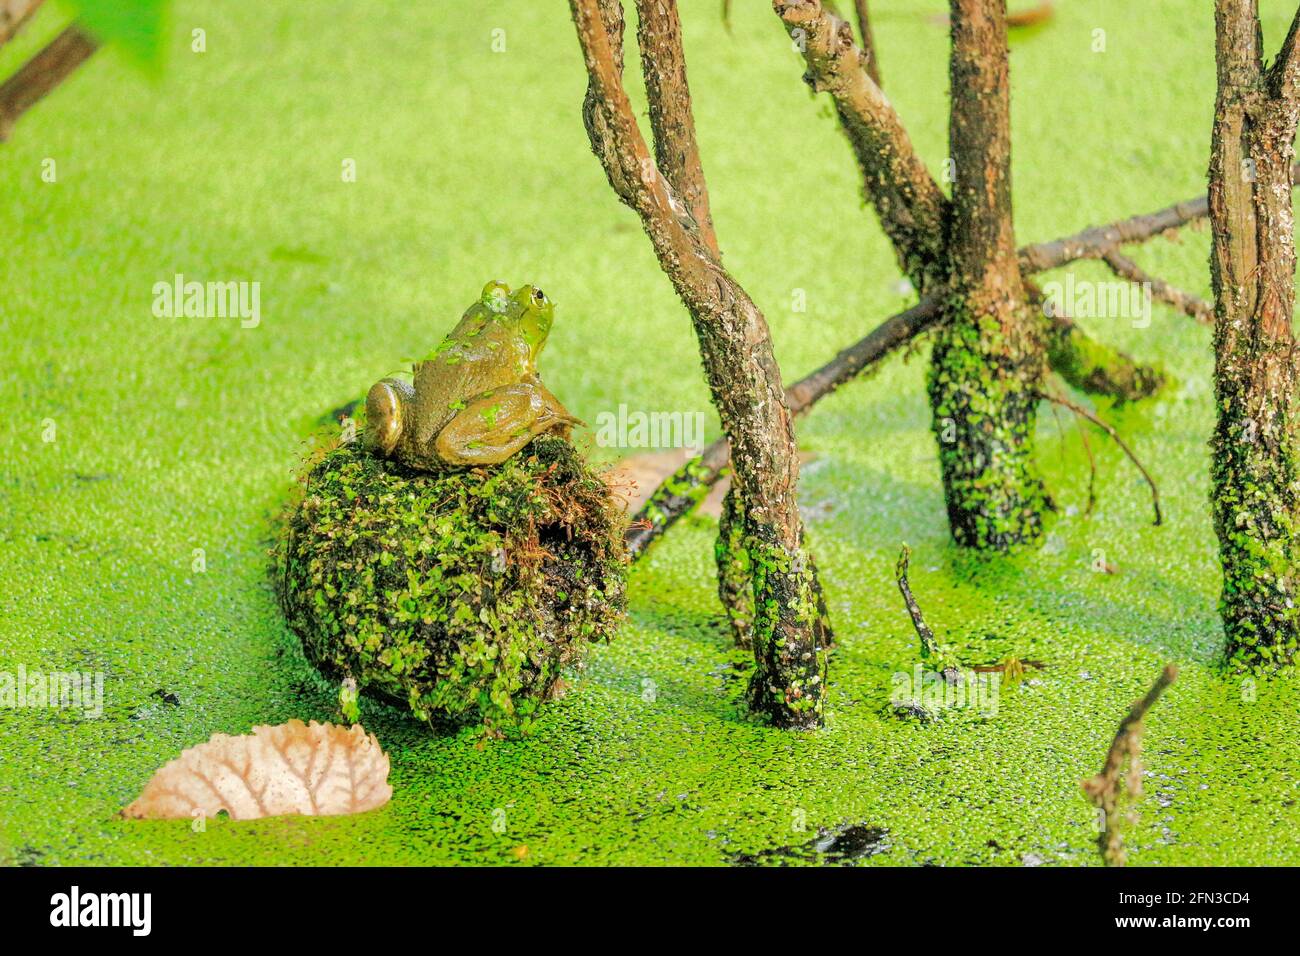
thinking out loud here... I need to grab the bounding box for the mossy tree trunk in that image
[929,0,1047,549]
[1208,1,1300,671]
[777,0,1158,551]
[573,0,829,726]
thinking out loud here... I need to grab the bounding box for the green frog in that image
[364,281,581,470]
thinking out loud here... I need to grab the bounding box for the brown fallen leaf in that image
[121,719,391,821]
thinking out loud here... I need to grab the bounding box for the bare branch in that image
[1040,390,1162,526]
[0,0,44,48]
[850,0,881,86]
[775,0,948,289]
[947,0,1025,304]
[626,167,1291,558]
[573,0,827,726]
[894,544,939,657]
[1266,4,1300,104]
[628,296,940,557]
[634,0,718,255]
[1101,250,1214,324]
[1018,196,1208,274]
[0,24,97,142]
[1082,665,1178,866]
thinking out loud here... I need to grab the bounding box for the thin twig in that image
[1082,664,1178,866]
[894,544,939,657]
[1074,413,1098,518]
[1101,249,1214,324]
[1039,391,1162,526]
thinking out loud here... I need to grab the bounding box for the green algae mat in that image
[2,0,1299,866]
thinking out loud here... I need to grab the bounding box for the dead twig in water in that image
[894,544,958,679]
[1081,664,1178,866]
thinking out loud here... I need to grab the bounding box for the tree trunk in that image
[1208,0,1300,671]
[929,0,1047,549]
[572,0,829,725]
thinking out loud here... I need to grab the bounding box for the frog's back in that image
[409,311,526,445]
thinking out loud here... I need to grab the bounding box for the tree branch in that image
[1266,4,1300,104]
[775,0,949,289]
[947,0,1025,310]
[0,24,97,142]
[0,0,43,48]
[635,0,718,255]
[895,544,939,657]
[627,296,942,558]
[574,0,828,726]
[850,0,881,86]
[626,173,1256,556]
[1100,250,1214,324]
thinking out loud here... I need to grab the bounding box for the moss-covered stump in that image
[277,435,627,738]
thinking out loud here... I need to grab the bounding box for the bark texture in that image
[1208,0,1300,671]
[628,172,1259,558]
[572,0,828,725]
[776,0,1143,550]
[776,0,948,291]
[929,0,1047,549]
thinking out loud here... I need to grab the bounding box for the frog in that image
[363,281,582,470]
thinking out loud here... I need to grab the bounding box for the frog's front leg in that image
[363,377,415,457]
[434,382,582,466]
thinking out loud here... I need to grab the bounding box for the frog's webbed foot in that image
[363,377,414,457]
[433,383,581,467]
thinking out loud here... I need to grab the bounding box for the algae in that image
[2,0,1300,867]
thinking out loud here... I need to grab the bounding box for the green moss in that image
[5,0,1300,867]
[1045,315,1167,403]
[1210,374,1300,673]
[743,527,830,728]
[714,484,752,648]
[277,436,627,739]
[928,299,1050,551]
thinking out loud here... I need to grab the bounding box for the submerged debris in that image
[730,822,891,866]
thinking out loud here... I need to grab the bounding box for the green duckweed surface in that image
[2,0,1298,865]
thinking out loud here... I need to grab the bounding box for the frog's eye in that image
[531,288,548,306]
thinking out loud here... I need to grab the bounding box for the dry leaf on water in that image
[121,719,391,821]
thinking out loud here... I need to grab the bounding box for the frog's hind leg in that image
[363,377,414,456]
[434,383,581,466]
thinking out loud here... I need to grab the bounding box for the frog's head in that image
[512,285,555,359]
